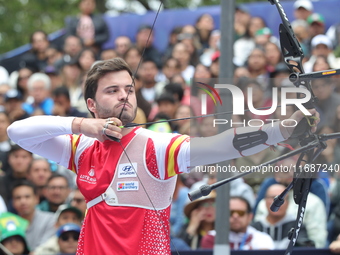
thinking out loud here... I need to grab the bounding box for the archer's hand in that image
[72,117,123,142]
[329,239,340,254]
[280,109,320,139]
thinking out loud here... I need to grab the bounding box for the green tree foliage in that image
[0,0,266,55]
[0,0,79,54]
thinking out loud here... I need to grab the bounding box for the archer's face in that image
[87,70,137,125]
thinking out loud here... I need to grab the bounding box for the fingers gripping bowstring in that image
[114,3,181,254]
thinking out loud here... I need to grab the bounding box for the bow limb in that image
[268,1,327,254]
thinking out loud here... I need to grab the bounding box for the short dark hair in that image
[30,30,48,44]
[11,180,38,196]
[46,173,70,188]
[230,196,252,213]
[28,158,51,174]
[53,86,70,101]
[9,144,32,156]
[84,58,133,117]
[164,83,184,102]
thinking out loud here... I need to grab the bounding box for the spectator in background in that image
[157,57,181,84]
[233,66,250,84]
[330,234,340,254]
[45,45,63,67]
[255,173,328,248]
[52,86,88,118]
[163,26,183,61]
[0,67,9,87]
[54,35,83,72]
[70,188,87,219]
[234,5,251,40]
[254,27,273,48]
[173,104,196,136]
[65,0,109,52]
[34,204,82,255]
[139,59,164,104]
[26,158,53,203]
[58,58,83,110]
[135,25,162,68]
[246,47,270,81]
[0,212,30,255]
[123,46,142,74]
[252,184,312,249]
[177,32,200,66]
[0,84,10,107]
[0,196,6,213]
[16,66,36,102]
[12,180,56,250]
[170,174,189,237]
[77,47,97,77]
[314,125,340,170]
[0,145,33,209]
[198,116,219,138]
[44,65,62,90]
[293,0,313,21]
[26,73,54,116]
[313,77,340,128]
[100,49,117,60]
[313,55,331,73]
[114,36,132,57]
[307,13,326,39]
[195,13,215,50]
[171,42,195,84]
[200,196,275,250]
[291,19,311,57]
[254,156,330,216]
[179,191,216,249]
[155,93,178,119]
[264,42,284,73]
[304,34,340,73]
[55,223,81,255]
[3,89,30,123]
[239,78,273,122]
[133,73,151,119]
[0,112,13,174]
[63,35,83,61]
[38,174,71,213]
[233,16,265,67]
[20,30,50,72]
[190,165,256,209]
[210,51,220,78]
[199,29,220,67]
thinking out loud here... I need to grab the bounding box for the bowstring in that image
[114,2,181,254]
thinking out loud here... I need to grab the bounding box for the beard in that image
[95,101,137,125]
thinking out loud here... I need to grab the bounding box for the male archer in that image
[7,58,318,254]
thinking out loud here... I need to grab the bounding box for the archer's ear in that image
[87,98,96,113]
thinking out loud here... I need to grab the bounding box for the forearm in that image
[7,116,75,145]
[7,116,76,164]
[190,122,284,167]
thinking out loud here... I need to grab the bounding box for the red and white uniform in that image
[7,116,285,254]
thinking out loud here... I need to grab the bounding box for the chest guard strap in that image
[232,129,268,153]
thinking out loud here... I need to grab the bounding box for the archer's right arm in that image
[7,116,76,167]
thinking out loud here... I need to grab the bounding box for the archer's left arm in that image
[186,109,319,168]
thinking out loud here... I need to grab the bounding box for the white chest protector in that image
[87,129,177,210]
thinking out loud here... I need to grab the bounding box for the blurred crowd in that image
[2,0,340,254]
